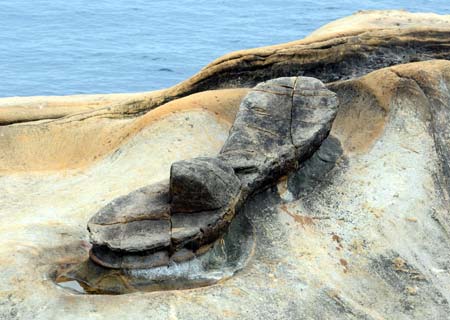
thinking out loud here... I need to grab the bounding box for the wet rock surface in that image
[87,76,339,269]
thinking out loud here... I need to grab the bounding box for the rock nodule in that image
[87,76,339,269]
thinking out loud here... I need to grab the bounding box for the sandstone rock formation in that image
[1,10,449,126]
[1,11,448,174]
[1,9,450,320]
[87,76,338,268]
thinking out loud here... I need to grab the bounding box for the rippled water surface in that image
[0,1,449,97]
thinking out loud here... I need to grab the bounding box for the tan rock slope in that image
[0,9,450,320]
[2,10,449,174]
[0,89,247,172]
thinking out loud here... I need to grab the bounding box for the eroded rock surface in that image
[87,76,338,268]
[220,77,338,196]
[1,11,448,127]
[1,11,450,320]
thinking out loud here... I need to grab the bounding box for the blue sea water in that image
[0,1,449,97]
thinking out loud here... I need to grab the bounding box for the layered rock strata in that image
[1,11,449,127]
[2,61,450,319]
[87,76,338,268]
[1,10,450,319]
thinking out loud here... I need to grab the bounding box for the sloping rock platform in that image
[1,10,450,320]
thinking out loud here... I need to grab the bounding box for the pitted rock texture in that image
[87,76,339,269]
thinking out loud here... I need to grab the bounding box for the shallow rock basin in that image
[55,212,254,294]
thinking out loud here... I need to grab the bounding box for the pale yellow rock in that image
[0,88,247,173]
[0,91,159,124]
[308,10,450,40]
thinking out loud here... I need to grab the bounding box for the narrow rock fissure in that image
[290,77,299,148]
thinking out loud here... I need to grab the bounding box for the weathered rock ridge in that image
[1,10,449,126]
[87,77,338,268]
[1,11,449,175]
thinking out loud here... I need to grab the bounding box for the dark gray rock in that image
[171,207,232,250]
[288,135,343,197]
[169,248,195,263]
[292,77,339,158]
[220,77,338,196]
[89,246,170,269]
[87,181,171,253]
[87,76,339,269]
[89,219,171,252]
[88,181,170,225]
[170,157,240,213]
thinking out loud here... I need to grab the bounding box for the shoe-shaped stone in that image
[88,181,171,253]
